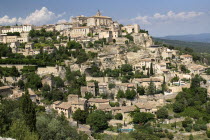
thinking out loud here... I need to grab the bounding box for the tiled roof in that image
[88,98,109,103]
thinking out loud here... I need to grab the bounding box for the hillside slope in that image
[154,38,210,53]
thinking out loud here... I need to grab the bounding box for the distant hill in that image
[153,38,210,53]
[159,33,210,43]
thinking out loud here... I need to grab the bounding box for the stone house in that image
[98,82,108,94]
[121,106,136,123]
[88,98,110,108]
[161,48,173,59]
[133,77,162,88]
[81,82,96,97]
[54,102,72,118]
[68,94,88,113]
[121,24,139,34]
[97,104,112,112]
[115,83,136,92]
[180,54,193,64]
[98,30,113,42]
[115,37,129,45]
[70,26,93,38]
[135,101,159,114]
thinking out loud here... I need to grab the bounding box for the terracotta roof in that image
[53,101,62,105]
[71,99,87,105]
[141,59,151,62]
[88,98,109,103]
[57,102,71,109]
[0,86,11,90]
[111,107,121,111]
[180,54,192,58]
[121,106,136,113]
[135,101,158,110]
[98,83,108,86]
[98,104,111,111]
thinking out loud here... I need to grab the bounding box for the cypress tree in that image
[150,63,154,76]
[147,68,150,77]
[20,90,36,132]
[161,76,167,93]
[147,81,156,95]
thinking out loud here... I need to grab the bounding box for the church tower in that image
[96,10,101,16]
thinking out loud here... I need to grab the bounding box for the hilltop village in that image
[1,11,210,140]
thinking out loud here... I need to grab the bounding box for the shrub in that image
[182,118,193,128]
[200,124,207,130]
[185,127,192,132]
[155,132,166,138]
[115,113,123,120]
[193,124,200,131]
[167,133,174,140]
[206,130,210,138]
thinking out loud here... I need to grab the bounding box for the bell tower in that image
[96,10,101,16]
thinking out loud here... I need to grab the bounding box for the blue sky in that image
[0,0,210,36]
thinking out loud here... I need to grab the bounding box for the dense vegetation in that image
[0,91,87,140]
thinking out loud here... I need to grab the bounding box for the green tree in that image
[121,64,133,73]
[10,66,20,77]
[72,108,88,124]
[147,81,156,95]
[137,85,145,95]
[161,76,167,93]
[156,107,168,119]
[53,76,64,88]
[190,74,202,88]
[17,80,25,90]
[150,63,154,76]
[189,134,194,140]
[7,120,38,140]
[130,130,159,140]
[86,110,108,132]
[182,118,193,128]
[125,89,137,100]
[173,102,185,113]
[206,130,210,138]
[115,113,123,120]
[20,90,36,132]
[133,112,154,124]
[84,92,93,100]
[116,90,125,99]
[25,73,42,90]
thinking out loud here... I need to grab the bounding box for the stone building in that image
[70,26,93,38]
[121,24,139,34]
[87,10,113,27]
[80,82,96,97]
[1,25,33,34]
[180,54,193,64]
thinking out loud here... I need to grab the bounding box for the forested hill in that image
[159,33,210,43]
[153,38,210,53]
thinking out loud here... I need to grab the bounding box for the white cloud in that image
[130,11,204,25]
[131,16,151,25]
[0,7,65,25]
[57,16,73,24]
[153,11,204,20]
[0,15,18,25]
[57,19,68,24]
